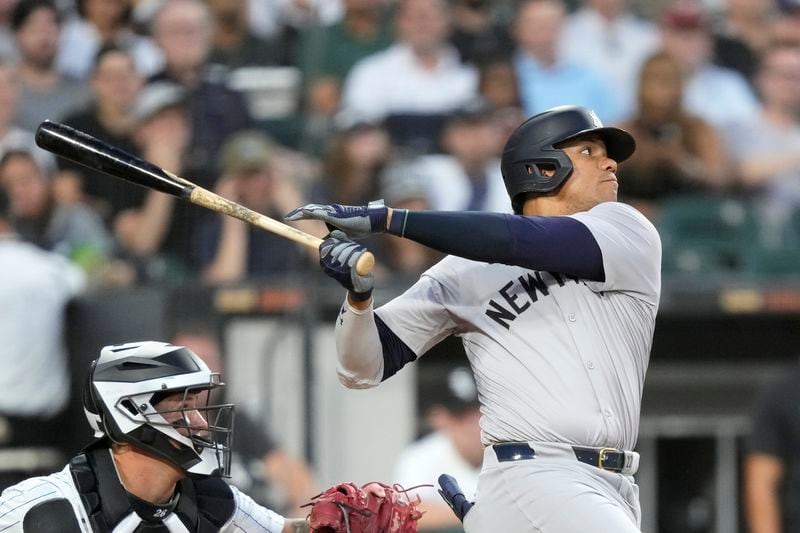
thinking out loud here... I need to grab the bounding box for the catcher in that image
[0,341,422,533]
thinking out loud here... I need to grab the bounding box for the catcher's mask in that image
[500,105,636,213]
[83,341,235,477]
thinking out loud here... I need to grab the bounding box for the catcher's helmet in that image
[83,341,234,477]
[500,105,636,213]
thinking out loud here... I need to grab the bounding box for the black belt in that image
[492,443,629,473]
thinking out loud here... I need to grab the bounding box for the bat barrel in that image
[35,120,193,199]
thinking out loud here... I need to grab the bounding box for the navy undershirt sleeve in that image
[389,211,605,281]
[375,314,417,381]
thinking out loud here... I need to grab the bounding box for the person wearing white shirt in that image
[341,0,478,122]
[394,366,482,531]
[659,1,759,132]
[560,0,660,120]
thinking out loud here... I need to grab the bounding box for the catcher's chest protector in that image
[69,445,235,532]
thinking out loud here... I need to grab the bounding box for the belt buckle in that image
[598,447,620,471]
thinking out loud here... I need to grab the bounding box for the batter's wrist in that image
[387,208,409,237]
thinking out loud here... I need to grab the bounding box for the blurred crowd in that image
[0,0,797,288]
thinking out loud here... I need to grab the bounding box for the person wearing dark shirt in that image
[745,366,800,533]
[60,45,146,224]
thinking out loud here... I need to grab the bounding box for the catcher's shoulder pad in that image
[23,499,82,533]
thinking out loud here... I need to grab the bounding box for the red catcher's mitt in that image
[303,482,423,533]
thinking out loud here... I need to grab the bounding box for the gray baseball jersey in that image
[376,201,660,451]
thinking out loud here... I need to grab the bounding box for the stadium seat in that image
[657,195,757,275]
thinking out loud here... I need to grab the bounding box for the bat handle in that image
[355,251,375,277]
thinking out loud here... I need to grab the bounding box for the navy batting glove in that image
[285,200,388,239]
[319,230,374,301]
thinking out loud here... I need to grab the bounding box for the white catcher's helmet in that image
[83,341,234,477]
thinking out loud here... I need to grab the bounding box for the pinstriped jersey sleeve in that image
[222,486,285,532]
[0,469,90,532]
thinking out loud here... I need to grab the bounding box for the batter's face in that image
[526,135,618,215]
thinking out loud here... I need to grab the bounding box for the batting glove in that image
[285,200,388,239]
[319,230,374,301]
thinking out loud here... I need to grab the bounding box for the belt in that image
[492,443,637,475]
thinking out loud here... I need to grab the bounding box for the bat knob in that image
[355,251,375,276]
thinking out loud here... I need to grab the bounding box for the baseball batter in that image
[286,105,661,532]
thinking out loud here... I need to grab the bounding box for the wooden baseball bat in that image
[34,120,374,275]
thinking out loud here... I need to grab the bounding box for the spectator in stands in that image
[0,59,53,171]
[560,0,660,120]
[197,130,316,283]
[11,0,89,131]
[377,159,440,275]
[150,0,251,190]
[712,0,775,86]
[0,149,112,269]
[771,0,800,47]
[246,0,343,41]
[0,0,18,62]
[0,186,86,489]
[208,0,290,68]
[449,0,514,66]
[296,0,392,153]
[511,0,622,124]
[313,111,391,206]
[744,365,800,533]
[416,101,512,213]
[394,365,482,532]
[171,327,318,515]
[724,41,800,243]
[341,0,478,154]
[113,81,193,279]
[60,45,145,226]
[658,0,760,132]
[476,57,526,157]
[56,0,163,81]
[617,51,729,221]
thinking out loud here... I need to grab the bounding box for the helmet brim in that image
[560,126,636,163]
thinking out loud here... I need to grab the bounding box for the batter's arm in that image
[387,209,605,281]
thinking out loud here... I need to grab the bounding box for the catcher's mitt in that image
[303,482,424,533]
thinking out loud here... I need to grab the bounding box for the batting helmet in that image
[500,106,636,213]
[83,341,234,477]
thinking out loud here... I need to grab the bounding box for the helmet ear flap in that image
[83,359,105,433]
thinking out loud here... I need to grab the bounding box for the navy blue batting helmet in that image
[500,106,636,213]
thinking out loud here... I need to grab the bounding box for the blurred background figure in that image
[723,41,800,247]
[0,149,111,270]
[376,158,440,276]
[394,365,482,533]
[56,0,163,81]
[196,130,317,284]
[341,0,478,154]
[171,325,318,515]
[617,51,729,221]
[560,0,660,120]
[511,0,622,124]
[0,186,86,489]
[0,0,19,63]
[149,0,251,188]
[313,111,391,205]
[416,100,512,213]
[60,45,145,226]
[296,0,392,155]
[744,362,800,533]
[0,59,53,171]
[476,56,526,157]
[711,0,775,87]
[12,0,88,131]
[448,0,513,66]
[113,81,193,278]
[658,0,759,133]
[208,0,290,69]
